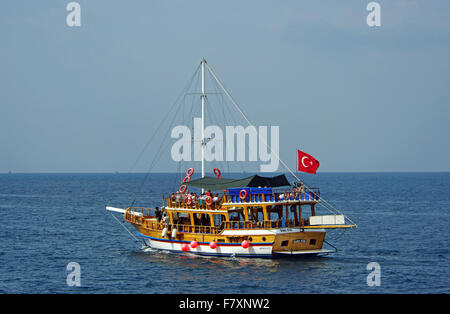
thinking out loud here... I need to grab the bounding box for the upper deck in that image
[165,186,321,211]
[121,185,355,233]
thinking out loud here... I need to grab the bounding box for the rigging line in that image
[177,70,201,186]
[178,94,196,188]
[206,62,356,225]
[220,93,231,174]
[145,90,189,176]
[211,76,246,175]
[323,239,338,254]
[204,95,228,175]
[142,106,183,179]
[205,62,298,179]
[127,63,202,174]
[109,212,141,243]
[129,74,200,208]
[213,76,242,175]
[325,228,348,241]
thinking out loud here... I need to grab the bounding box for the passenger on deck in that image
[162,214,169,227]
[175,192,181,205]
[213,194,219,205]
[155,206,161,222]
[191,192,197,206]
[199,193,206,205]
[299,181,305,193]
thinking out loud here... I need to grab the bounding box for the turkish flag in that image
[297,149,320,174]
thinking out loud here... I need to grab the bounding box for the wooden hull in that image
[133,223,329,258]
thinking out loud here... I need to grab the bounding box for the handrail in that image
[223,190,320,204]
[165,196,223,210]
[175,223,220,234]
[165,192,320,209]
[224,219,304,230]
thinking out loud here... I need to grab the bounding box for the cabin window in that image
[309,239,316,245]
[197,214,210,226]
[213,214,226,227]
[229,210,241,221]
[281,240,289,247]
[218,239,225,243]
[174,212,189,225]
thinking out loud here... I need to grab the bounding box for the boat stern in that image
[271,229,327,255]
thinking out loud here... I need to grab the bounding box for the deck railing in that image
[166,196,225,210]
[224,189,320,204]
[223,219,305,230]
[164,188,320,209]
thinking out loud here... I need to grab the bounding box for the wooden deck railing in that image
[223,219,305,230]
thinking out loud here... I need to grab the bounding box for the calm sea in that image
[0,172,449,293]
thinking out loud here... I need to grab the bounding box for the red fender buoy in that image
[181,244,190,252]
[190,240,198,249]
[209,241,217,249]
[241,240,250,249]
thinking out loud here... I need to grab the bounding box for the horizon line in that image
[1,171,450,174]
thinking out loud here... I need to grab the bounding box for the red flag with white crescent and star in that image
[297,149,320,174]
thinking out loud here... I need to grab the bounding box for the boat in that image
[106,59,356,257]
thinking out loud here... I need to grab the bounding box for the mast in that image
[201,58,206,188]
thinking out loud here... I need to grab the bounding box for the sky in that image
[1,0,450,173]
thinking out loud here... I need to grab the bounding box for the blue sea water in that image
[0,172,449,294]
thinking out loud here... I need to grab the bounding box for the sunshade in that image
[185,174,290,191]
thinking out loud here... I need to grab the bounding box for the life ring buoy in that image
[185,195,192,205]
[239,189,248,200]
[179,185,187,194]
[182,176,191,183]
[186,168,194,177]
[205,196,213,206]
[213,168,222,178]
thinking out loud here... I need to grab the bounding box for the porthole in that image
[248,237,253,242]
[262,237,266,242]
[309,239,316,245]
